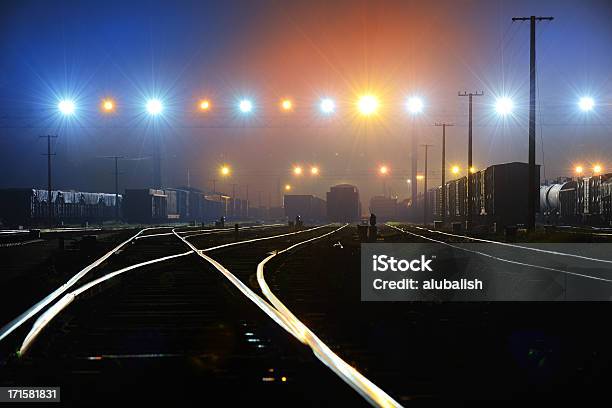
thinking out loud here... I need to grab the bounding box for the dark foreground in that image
[0,224,611,406]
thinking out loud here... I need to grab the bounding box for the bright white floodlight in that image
[146,99,163,115]
[495,97,514,116]
[406,97,424,114]
[579,97,595,112]
[58,99,76,115]
[239,99,253,113]
[320,98,336,114]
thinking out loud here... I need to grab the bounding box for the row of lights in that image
[283,165,320,192]
[380,163,605,180]
[56,94,597,117]
[222,162,604,179]
[292,163,606,193]
[218,164,317,193]
[575,164,604,175]
[218,164,321,177]
[219,162,605,194]
[292,165,320,176]
[379,164,477,177]
[58,96,337,116]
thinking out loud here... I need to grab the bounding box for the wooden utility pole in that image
[421,144,433,226]
[103,156,124,221]
[512,15,554,231]
[435,123,454,224]
[40,135,58,226]
[458,91,483,230]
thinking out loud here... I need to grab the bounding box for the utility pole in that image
[245,184,250,218]
[458,91,483,230]
[40,135,58,226]
[153,133,162,189]
[421,144,433,226]
[512,15,554,231]
[231,183,238,218]
[435,123,454,225]
[410,124,418,216]
[103,156,124,221]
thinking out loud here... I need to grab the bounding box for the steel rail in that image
[388,224,612,283]
[0,226,165,342]
[394,223,612,265]
[16,225,315,354]
[18,251,193,355]
[255,224,402,408]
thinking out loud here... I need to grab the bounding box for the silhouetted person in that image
[370,213,377,226]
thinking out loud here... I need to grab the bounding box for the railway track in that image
[0,224,373,406]
[0,224,284,348]
[190,224,401,407]
[8,221,612,406]
[257,224,612,405]
[388,223,612,270]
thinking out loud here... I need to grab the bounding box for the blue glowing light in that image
[239,99,253,113]
[58,99,76,115]
[146,99,164,115]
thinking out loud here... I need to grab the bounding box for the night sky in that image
[0,0,610,207]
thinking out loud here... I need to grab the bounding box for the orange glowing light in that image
[293,166,303,176]
[101,99,115,112]
[416,174,424,181]
[358,95,379,116]
[281,99,293,111]
[379,165,389,175]
[220,165,231,176]
[284,184,292,191]
[593,164,603,174]
[451,165,460,175]
[310,166,319,175]
[199,100,211,111]
[575,165,583,175]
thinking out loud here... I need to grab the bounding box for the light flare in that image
[358,95,379,116]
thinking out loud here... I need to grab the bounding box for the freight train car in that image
[124,187,234,224]
[165,188,189,220]
[0,188,121,227]
[203,195,226,222]
[123,189,167,223]
[420,162,540,229]
[543,173,612,226]
[182,190,225,222]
